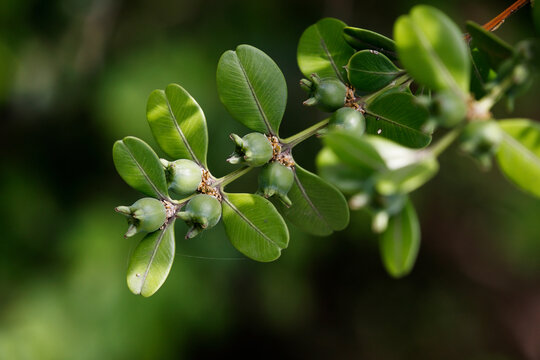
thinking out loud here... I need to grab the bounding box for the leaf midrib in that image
[502,132,540,168]
[409,17,463,94]
[139,224,169,295]
[224,196,281,249]
[365,109,427,136]
[391,210,404,271]
[293,169,330,229]
[124,141,167,200]
[234,52,275,135]
[164,91,202,166]
[348,68,402,76]
[315,24,345,83]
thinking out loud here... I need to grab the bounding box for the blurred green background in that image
[0,0,539,359]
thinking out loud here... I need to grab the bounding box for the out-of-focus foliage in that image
[0,0,539,359]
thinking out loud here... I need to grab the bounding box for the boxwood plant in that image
[113,3,540,296]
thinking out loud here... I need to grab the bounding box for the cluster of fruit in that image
[113,3,539,296]
[116,133,298,240]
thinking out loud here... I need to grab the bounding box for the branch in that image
[465,0,531,41]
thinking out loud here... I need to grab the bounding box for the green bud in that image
[302,73,347,112]
[329,107,366,134]
[163,159,202,197]
[115,198,167,238]
[177,194,222,239]
[227,132,274,167]
[257,162,294,207]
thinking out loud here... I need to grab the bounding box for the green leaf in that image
[316,147,369,194]
[496,119,540,198]
[343,27,397,59]
[375,156,439,195]
[347,50,403,94]
[367,136,424,170]
[216,45,287,135]
[274,165,349,236]
[323,131,387,173]
[297,18,355,82]
[127,222,175,297]
[365,92,431,148]
[380,199,420,278]
[394,5,470,93]
[113,136,169,199]
[466,21,514,70]
[146,84,208,167]
[222,193,289,262]
[469,47,495,99]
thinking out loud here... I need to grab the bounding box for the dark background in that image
[0,0,539,359]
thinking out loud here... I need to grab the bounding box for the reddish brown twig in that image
[465,0,530,41]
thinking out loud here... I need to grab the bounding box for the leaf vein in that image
[234,53,275,135]
[140,224,169,294]
[224,196,281,249]
[502,132,540,167]
[315,24,345,83]
[364,110,426,135]
[124,141,167,199]
[164,93,201,166]
[293,169,330,228]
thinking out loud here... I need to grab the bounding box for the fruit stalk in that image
[281,118,330,148]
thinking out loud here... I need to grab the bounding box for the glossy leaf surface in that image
[375,157,439,195]
[217,45,287,135]
[380,199,420,278]
[222,193,289,262]
[316,147,369,194]
[347,50,402,93]
[466,21,513,69]
[297,18,354,82]
[323,131,387,173]
[365,92,431,148]
[127,222,175,297]
[274,165,349,236]
[496,119,540,198]
[394,5,470,93]
[147,84,208,167]
[469,47,494,99]
[343,27,397,59]
[113,136,169,199]
[367,136,424,170]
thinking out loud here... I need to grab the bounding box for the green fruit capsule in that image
[302,73,347,112]
[431,90,467,127]
[115,197,167,238]
[329,107,366,134]
[177,194,222,239]
[459,120,503,168]
[258,162,295,207]
[227,132,273,167]
[162,159,202,197]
